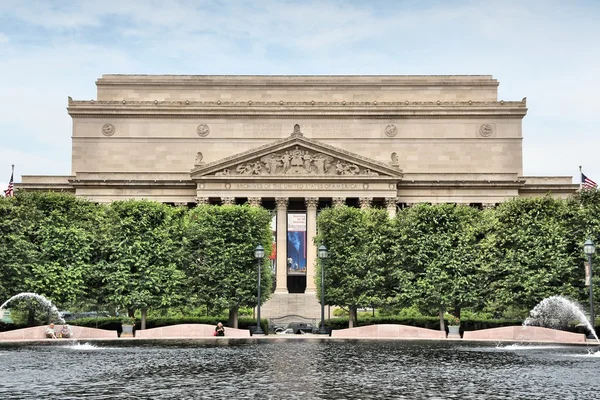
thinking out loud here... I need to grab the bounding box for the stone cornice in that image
[67,99,527,119]
[97,74,499,88]
[68,179,196,189]
[398,180,527,189]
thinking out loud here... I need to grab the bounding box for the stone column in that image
[248,197,262,207]
[275,197,289,293]
[385,197,398,218]
[195,197,209,205]
[305,197,319,293]
[359,197,373,209]
[332,197,346,207]
[221,197,235,205]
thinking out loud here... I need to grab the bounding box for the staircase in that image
[261,292,322,319]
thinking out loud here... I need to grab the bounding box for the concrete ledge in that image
[134,324,251,338]
[462,326,586,343]
[0,325,116,341]
[331,324,446,339]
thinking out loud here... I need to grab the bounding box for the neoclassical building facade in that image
[21,75,577,318]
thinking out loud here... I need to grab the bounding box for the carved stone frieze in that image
[248,197,262,207]
[102,123,115,136]
[275,197,289,208]
[305,197,319,208]
[196,197,209,205]
[359,197,373,209]
[221,197,235,205]
[197,124,210,137]
[332,197,346,207]
[211,145,382,177]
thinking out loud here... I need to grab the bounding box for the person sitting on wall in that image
[215,322,225,337]
[60,324,72,339]
[45,323,57,339]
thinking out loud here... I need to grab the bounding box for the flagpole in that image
[579,165,583,190]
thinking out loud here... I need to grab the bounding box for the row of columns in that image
[190,196,495,294]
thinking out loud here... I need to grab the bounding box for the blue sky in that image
[1,0,599,191]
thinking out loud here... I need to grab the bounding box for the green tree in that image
[184,204,272,328]
[482,196,578,318]
[315,206,394,328]
[0,194,41,304]
[102,200,186,329]
[567,188,600,311]
[18,193,104,310]
[394,203,484,330]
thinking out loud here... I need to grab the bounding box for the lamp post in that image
[584,239,596,338]
[254,245,265,335]
[318,244,328,334]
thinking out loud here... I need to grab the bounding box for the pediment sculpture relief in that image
[213,146,380,176]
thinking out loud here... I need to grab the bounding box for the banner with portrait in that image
[287,213,307,275]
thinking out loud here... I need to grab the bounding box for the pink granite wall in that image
[0,325,117,341]
[134,324,251,338]
[462,326,586,343]
[331,324,446,339]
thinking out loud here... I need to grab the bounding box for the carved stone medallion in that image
[479,124,493,137]
[197,124,210,137]
[385,124,398,137]
[102,123,115,136]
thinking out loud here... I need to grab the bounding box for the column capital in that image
[195,197,209,205]
[248,197,262,207]
[384,197,399,208]
[482,203,496,209]
[305,197,319,208]
[332,197,346,207]
[174,202,188,207]
[359,197,373,209]
[275,197,289,208]
[221,197,235,205]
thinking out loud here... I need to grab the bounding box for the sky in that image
[1,0,599,192]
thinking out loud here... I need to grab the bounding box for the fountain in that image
[524,295,598,342]
[0,292,65,324]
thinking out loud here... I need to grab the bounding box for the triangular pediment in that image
[191,133,403,179]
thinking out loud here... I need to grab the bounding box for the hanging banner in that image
[269,214,277,275]
[287,213,307,275]
[585,261,591,286]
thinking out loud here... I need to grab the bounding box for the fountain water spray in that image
[524,295,598,342]
[0,292,65,324]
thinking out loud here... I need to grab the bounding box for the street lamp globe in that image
[584,239,596,255]
[255,244,265,260]
[318,245,328,259]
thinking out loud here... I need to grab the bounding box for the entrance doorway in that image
[287,275,306,293]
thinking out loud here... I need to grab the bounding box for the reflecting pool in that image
[1,339,599,399]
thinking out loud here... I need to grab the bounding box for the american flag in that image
[582,173,598,190]
[4,167,13,197]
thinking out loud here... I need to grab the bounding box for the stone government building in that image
[20,75,577,319]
